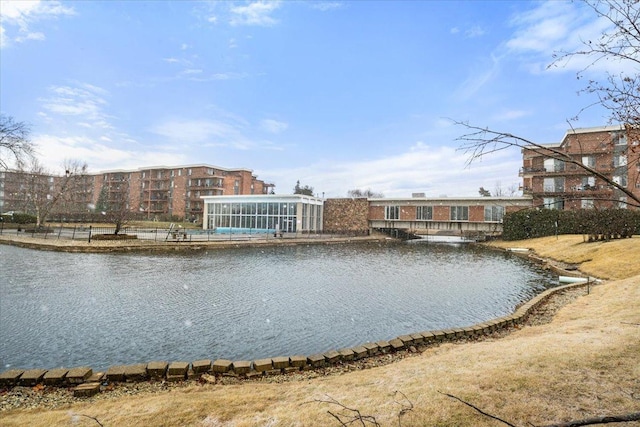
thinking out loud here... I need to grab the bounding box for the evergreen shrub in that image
[502,208,640,241]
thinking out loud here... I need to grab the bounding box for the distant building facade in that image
[94,165,274,222]
[520,125,640,210]
[0,169,95,218]
[0,164,274,222]
[367,196,532,235]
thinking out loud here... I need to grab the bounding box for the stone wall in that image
[323,198,370,234]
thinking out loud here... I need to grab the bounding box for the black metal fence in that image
[0,222,371,243]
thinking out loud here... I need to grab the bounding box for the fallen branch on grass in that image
[305,394,380,426]
[441,391,640,427]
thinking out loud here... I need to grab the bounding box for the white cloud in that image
[262,143,521,198]
[260,119,288,134]
[40,83,112,128]
[310,2,344,12]
[453,53,502,101]
[465,25,486,38]
[0,0,75,48]
[15,31,45,42]
[492,109,531,122]
[505,0,621,75]
[33,134,188,173]
[150,115,288,153]
[229,1,281,27]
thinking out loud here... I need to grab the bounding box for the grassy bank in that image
[1,235,639,426]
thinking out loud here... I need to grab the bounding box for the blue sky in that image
[0,0,619,197]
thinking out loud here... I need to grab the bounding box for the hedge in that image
[502,208,640,241]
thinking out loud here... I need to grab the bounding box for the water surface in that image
[0,242,556,370]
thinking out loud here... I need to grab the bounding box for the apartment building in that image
[0,169,95,217]
[1,164,274,223]
[93,165,274,222]
[520,125,640,210]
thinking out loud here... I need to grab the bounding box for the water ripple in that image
[0,243,556,370]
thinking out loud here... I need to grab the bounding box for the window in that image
[484,205,504,222]
[543,197,564,210]
[385,205,399,220]
[618,197,627,209]
[582,156,595,168]
[543,177,564,192]
[544,158,564,172]
[613,154,627,167]
[613,175,628,187]
[581,176,595,189]
[416,206,432,220]
[450,206,469,221]
[581,199,594,209]
[612,132,627,145]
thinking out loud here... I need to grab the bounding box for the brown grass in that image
[488,234,640,280]
[2,235,639,426]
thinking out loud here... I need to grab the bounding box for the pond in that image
[0,242,556,371]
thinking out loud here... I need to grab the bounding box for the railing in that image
[0,224,369,243]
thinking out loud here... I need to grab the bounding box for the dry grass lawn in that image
[2,235,639,426]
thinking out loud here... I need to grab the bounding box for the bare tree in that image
[0,115,35,170]
[98,174,133,234]
[456,0,640,208]
[456,123,640,208]
[18,159,89,228]
[550,0,640,126]
[493,181,520,197]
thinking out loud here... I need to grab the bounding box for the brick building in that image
[367,196,532,236]
[0,169,95,218]
[1,164,274,223]
[520,125,640,210]
[94,165,274,222]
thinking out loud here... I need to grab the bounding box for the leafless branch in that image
[541,411,640,427]
[443,391,640,427]
[0,114,35,170]
[453,120,640,208]
[73,413,104,426]
[392,390,414,427]
[305,395,380,427]
[550,0,640,125]
[439,391,517,427]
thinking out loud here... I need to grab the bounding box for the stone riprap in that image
[0,280,593,399]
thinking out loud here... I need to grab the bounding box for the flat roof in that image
[368,196,532,204]
[201,194,324,204]
[98,163,254,174]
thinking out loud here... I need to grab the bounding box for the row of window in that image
[543,174,629,192]
[539,153,629,172]
[543,197,628,209]
[383,205,505,222]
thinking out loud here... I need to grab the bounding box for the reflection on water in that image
[0,242,555,370]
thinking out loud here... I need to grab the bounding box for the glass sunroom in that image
[202,194,324,233]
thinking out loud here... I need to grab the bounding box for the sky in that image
[0,0,622,197]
